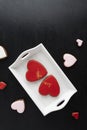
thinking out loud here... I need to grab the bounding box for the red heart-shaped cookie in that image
[26,60,47,81]
[39,75,60,97]
[72,112,79,119]
[0,82,7,90]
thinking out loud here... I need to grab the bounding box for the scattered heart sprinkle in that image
[76,39,83,47]
[26,60,47,82]
[72,112,79,119]
[0,46,7,59]
[63,53,77,67]
[39,75,60,97]
[11,99,25,114]
[0,81,7,90]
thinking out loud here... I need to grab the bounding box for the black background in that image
[0,0,87,130]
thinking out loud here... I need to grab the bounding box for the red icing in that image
[39,75,60,97]
[26,60,47,81]
[72,112,79,119]
[0,82,7,90]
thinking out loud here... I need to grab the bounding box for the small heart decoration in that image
[26,60,47,82]
[72,112,79,119]
[76,39,83,47]
[63,53,77,67]
[0,46,7,59]
[11,99,25,113]
[39,75,60,97]
[0,82,7,90]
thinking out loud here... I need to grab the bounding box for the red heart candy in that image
[26,60,47,82]
[0,82,7,90]
[72,112,79,119]
[39,75,60,97]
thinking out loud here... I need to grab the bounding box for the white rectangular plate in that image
[9,44,77,116]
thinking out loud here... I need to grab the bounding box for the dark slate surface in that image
[0,0,87,130]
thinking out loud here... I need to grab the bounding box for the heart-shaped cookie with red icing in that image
[72,112,79,119]
[26,60,47,82]
[39,75,60,97]
[0,81,7,90]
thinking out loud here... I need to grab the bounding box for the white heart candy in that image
[63,53,77,67]
[0,46,7,59]
[11,99,25,113]
[76,39,83,47]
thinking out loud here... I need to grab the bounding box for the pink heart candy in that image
[76,39,83,47]
[0,46,7,59]
[11,99,25,113]
[63,53,77,67]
